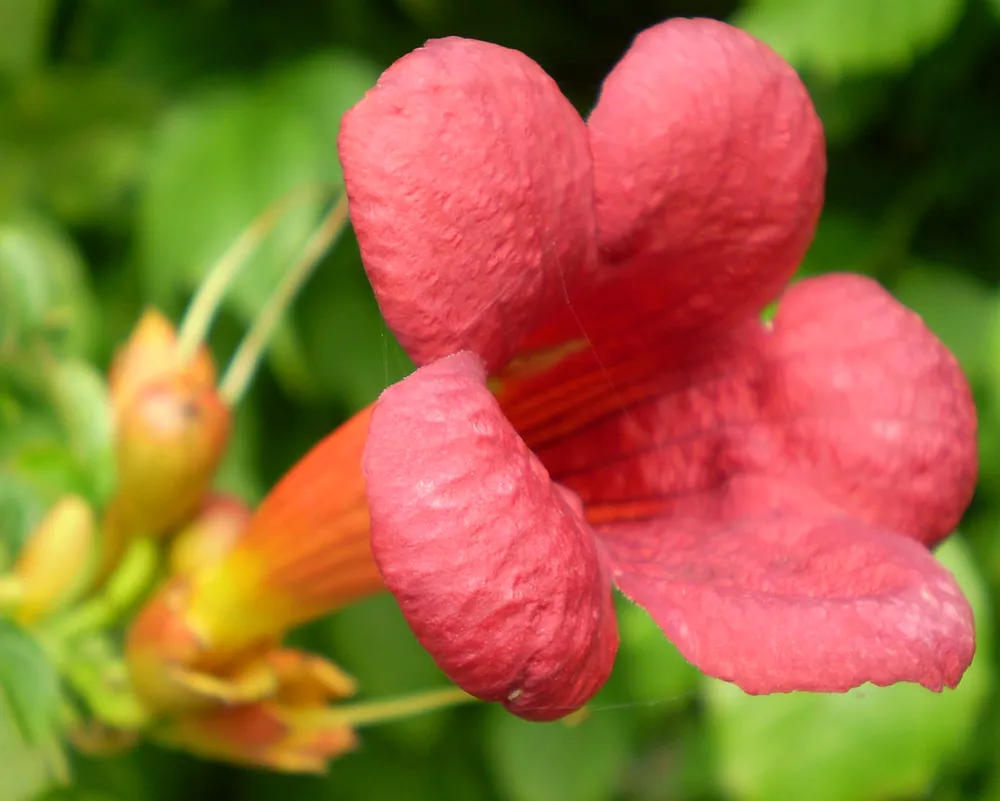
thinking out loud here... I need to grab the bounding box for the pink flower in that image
[338,17,979,721]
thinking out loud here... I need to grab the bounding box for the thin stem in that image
[318,685,477,730]
[176,184,329,361]
[43,537,159,642]
[218,192,350,406]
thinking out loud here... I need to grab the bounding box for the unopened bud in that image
[114,375,231,538]
[13,495,96,623]
[109,309,215,423]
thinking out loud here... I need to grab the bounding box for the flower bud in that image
[109,309,215,423]
[114,374,231,538]
[13,495,96,623]
[169,493,252,577]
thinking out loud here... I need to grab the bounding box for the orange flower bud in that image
[169,493,252,577]
[114,374,231,538]
[13,495,97,623]
[109,309,215,423]
[181,405,385,655]
[157,700,358,774]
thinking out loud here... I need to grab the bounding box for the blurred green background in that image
[2,0,1000,799]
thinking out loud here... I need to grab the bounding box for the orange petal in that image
[184,406,383,650]
[158,702,357,774]
[267,649,357,706]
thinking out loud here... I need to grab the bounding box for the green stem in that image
[176,183,329,362]
[218,192,350,406]
[319,685,477,730]
[43,537,159,642]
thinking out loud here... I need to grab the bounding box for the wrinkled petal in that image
[339,38,598,371]
[364,351,618,721]
[602,507,974,694]
[494,274,977,691]
[585,18,825,333]
[767,274,978,546]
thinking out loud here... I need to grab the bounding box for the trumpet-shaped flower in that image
[335,18,978,720]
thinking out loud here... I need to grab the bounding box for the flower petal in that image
[499,275,976,549]
[767,273,978,546]
[339,38,598,371]
[363,351,618,721]
[601,508,975,694]
[585,18,825,332]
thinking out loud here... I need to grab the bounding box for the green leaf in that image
[45,359,115,503]
[0,712,65,801]
[298,238,415,409]
[614,598,700,713]
[0,619,62,744]
[485,704,633,801]
[705,536,992,801]
[317,594,453,750]
[733,0,964,78]
[893,261,996,384]
[0,210,98,359]
[139,51,380,398]
[0,0,55,76]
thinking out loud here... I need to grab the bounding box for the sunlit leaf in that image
[734,0,964,78]
[705,536,992,801]
[0,619,62,744]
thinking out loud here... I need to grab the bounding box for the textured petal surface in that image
[602,510,975,694]
[500,275,977,547]
[494,274,978,692]
[584,17,825,334]
[339,38,598,371]
[364,351,618,721]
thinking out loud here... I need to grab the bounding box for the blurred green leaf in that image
[298,238,414,410]
[0,469,48,567]
[0,211,98,359]
[485,705,633,801]
[614,599,700,714]
[139,51,380,398]
[45,359,115,503]
[734,0,964,78]
[0,709,64,801]
[0,0,55,76]
[705,536,992,801]
[0,619,62,745]
[317,594,453,749]
[893,261,996,383]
